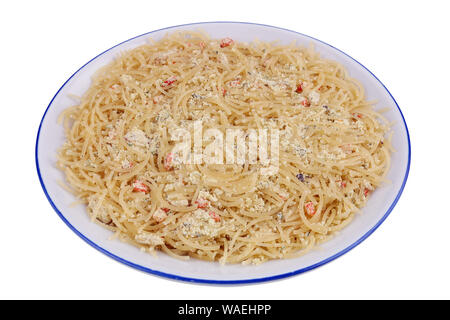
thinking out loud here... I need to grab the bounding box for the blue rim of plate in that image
[35,21,411,285]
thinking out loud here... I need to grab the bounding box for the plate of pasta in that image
[35,22,410,284]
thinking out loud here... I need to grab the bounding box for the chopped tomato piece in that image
[337,180,347,188]
[305,201,316,216]
[209,211,221,222]
[161,208,170,213]
[132,180,150,193]
[295,83,303,93]
[161,76,177,88]
[364,188,370,197]
[301,98,311,107]
[164,153,174,170]
[229,80,240,87]
[195,198,209,209]
[220,37,234,48]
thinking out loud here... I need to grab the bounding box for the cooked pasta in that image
[57,31,391,264]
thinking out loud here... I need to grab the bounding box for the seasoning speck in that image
[296,173,305,182]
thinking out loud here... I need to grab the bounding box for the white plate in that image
[35,22,411,284]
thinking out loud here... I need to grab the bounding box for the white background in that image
[1,0,449,299]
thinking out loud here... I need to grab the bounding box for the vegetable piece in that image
[229,80,240,87]
[305,201,316,216]
[209,211,221,222]
[164,153,174,170]
[161,76,177,88]
[220,37,234,48]
[132,180,150,193]
[337,180,347,188]
[301,98,311,107]
[195,198,209,209]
